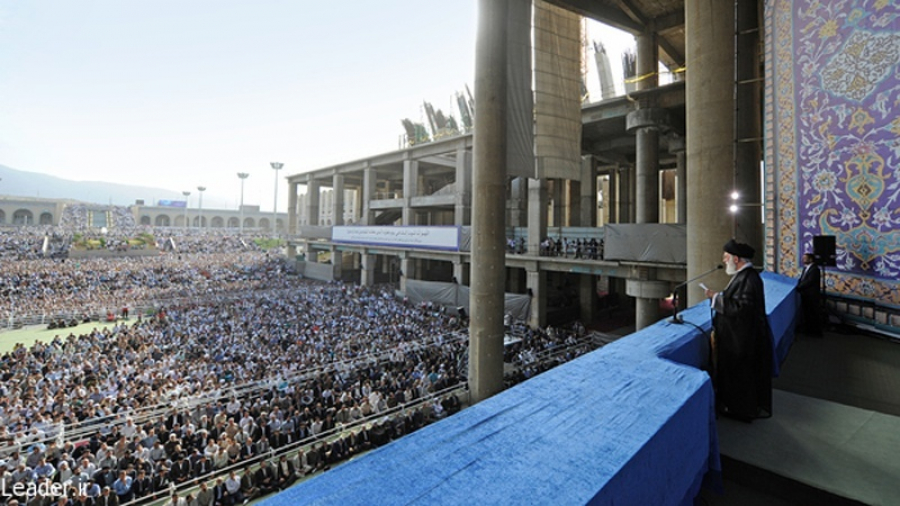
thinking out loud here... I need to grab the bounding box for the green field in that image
[0,320,119,354]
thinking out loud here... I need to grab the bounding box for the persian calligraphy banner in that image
[332,226,460,251]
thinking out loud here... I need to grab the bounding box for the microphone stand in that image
[670,265,724,323]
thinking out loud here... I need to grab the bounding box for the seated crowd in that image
[0,231,596,506]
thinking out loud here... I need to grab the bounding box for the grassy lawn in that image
[0,320,119,354]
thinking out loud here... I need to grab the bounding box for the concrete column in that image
[400,256,415,293]
[509,177,528,227]
[507,267,523,293]
[362,166,376,225]
[606,170,617,224]
[361,253,376,287]
[618,166,633,223]
[670,135,687,224]
[287,182,298,258]
[402,159,419,225]
[579,274,594,324]
[453,261,469,286]
[526,178,548,255]
[288,182,298,235]
[635,126,659,224]
[686,0,736,305]
[734,0,763,259]
[526,269,546,329]
[627,106,667,329]
[455,148,472,226]
[579,156,597,227]
[636,31,659,91]
[332,174,344,226]
[627,108,668,224]
[330,246,343,281]
[567,180,581,227]
[469,0,509,404]
[551,179,564,228]
[305,181,320,227]
[626,275,671,329]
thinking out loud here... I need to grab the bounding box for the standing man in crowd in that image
[704,239,773,423]
[797,252,823,337]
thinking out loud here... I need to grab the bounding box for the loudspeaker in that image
[813,235,836,267]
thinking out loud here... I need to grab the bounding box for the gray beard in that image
[725,258,738,275]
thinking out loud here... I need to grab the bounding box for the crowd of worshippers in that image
[0,226,267,262]
[504,236,604,260]
[58,205,137,232]
[0,277,590,506]
[0,248,291,325]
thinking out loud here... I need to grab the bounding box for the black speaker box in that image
[813,235,837,267]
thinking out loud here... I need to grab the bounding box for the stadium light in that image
[182,191,191,229]
[237,173,249,235]
[271,162,284,237]
[197,186,207,230]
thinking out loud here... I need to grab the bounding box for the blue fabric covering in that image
[760,272,799,376]
[259,275,798,506]
[261,355,715,506]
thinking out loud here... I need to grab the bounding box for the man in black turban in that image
[703,239,773,422]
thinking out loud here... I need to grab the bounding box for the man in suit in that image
[254,460,277,496]
[274,454,296,490]
[797,252,823,337]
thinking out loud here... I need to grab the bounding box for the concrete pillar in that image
[288,182,298,235]
[287,182,298,258]
[626,275,671,329]
[670,135,687,224]
[332,174,344,226]
[507,267,523,293]
[625,112,664,328]
[362,166,376,225]
[361,253,376,287]
[453,261,469,286]
[579,156,597,227]
[509,177,528,227]
[551,179,564,228]
[566,180,581,227]
[734,0,763,259]
[526,268,546,328]
[606,170,617,224]
[402,159,419,225]
[305,180,320,227]
[618,165,633,223]
[330,246,343,281]
[636,31,659,91]
[627,108,668,224]
[455,148,472,226]
[469,0,509,404]
[400,256,415,293]
[579,274,594,324]
[526,178,548,255]
[686,0,736,305]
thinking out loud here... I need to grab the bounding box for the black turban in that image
[723,239,755,259]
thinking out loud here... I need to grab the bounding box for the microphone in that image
[670,265,724,323]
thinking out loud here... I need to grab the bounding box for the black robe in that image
[797,263,822,335]
[712,266,773,420]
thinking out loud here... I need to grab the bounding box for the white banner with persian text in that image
[333,226,460,251]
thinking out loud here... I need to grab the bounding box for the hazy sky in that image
[0,1,633,211]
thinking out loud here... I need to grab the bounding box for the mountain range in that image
[0,164,231,209]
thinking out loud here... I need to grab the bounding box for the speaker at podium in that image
[813,235,836,267]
